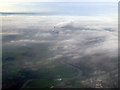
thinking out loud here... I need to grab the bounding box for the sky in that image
[0,1,118,16]
[0,0,119,2]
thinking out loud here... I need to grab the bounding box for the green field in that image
[3,43,78,88]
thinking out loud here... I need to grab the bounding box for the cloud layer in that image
[2,15,118,87]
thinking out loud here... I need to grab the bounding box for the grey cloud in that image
[3,15,118,87]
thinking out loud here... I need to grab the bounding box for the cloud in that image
[3,15,118,87]
[3,16,117,57]
[54,21,118,59]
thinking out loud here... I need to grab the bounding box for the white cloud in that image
[3,15,118,61]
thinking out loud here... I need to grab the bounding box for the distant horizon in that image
[0,2,118,16]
